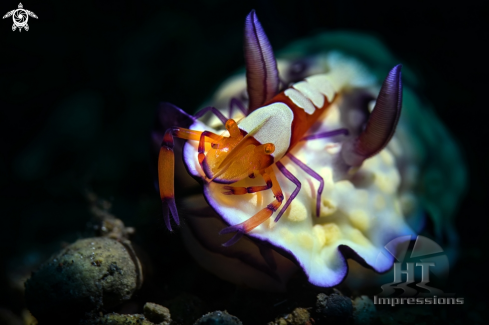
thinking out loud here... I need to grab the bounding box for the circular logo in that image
[13,9,28,27]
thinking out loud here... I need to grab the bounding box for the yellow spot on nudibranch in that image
[374,174,397,194]
[355,190,369,204]
[380,149,394,166]
[335,180,355,193]
[359,161,374,174]
[320,198,337,217]
[297,232,314,250]
[279,227,294,244]
[400,193,416,216]
[286,198,307,222]
[394,199,403,215]
[313,224,326,246]
[348,210,370,231]
[374,194,386,210]
[323,223,341,245]
[349,228,371,246]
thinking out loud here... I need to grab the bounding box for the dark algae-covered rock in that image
[267,307,311,325]
[315,292,354,324]
[79,303,171,325]
[143,302,171,325]
[25,237,142,323]
[81,313,153,325]
[164,292,204,325]
[193,310,242,325]
[352,296,376,325]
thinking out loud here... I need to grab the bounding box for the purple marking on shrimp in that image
[161,201,171,231]
[286,153,324,217]
[220,224,245,247]
[275,161,301,222]
[229,97,248,118]
[167,198,180,226]
[300,128,349,141]
[193,106,228,125]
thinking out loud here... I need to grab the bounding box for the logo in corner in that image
[376,235,453,297]
[3,3,37,32]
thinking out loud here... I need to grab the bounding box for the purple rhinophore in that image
[229,97,248,117]
[300,128,349,141]
[286,154,324,217]
[341,65,403,167]
[194,106,228,125]
[356,64,402,157]
[275,161,301,222]
[244,10,279,112]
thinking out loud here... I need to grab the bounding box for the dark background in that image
[0,0,487,323]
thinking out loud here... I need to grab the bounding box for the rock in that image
[143,303,171,325]
[315,292,353,324]
[25,237,143,323]
[87,192,135,240]
[164,292,204,325]
[352,296,376,325]
[268,307,311,325]
[193,310,242,325]
[80,313,153,325]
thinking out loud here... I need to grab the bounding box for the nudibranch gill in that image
[152,10,464,291]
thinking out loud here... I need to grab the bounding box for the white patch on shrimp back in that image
[305,75,336,102]
[292,81,325,108]
[284,88,316,115]
[238,103,293,162]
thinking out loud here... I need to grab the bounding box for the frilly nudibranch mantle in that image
[151,10,466,292]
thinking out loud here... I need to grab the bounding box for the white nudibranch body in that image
[181,52,413,290]
[154,11,465,292]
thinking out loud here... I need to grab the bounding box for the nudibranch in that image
[152,11,466,291]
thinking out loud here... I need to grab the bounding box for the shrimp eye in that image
[225,119,240,138]
[254,143,275,155]
[264,143,275,154]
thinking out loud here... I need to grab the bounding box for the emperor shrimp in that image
[156,10,402,247]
